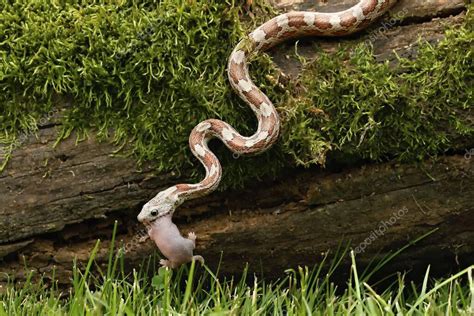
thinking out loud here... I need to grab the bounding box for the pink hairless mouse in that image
[137,187,204,269]
[146,213,204,269]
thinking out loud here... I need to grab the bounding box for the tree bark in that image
[0,0,472,283]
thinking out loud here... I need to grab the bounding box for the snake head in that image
[137,186,180,225]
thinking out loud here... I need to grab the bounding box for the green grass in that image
[1,236,473,315]
[1,1,473,188]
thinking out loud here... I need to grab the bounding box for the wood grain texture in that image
[1,155,471,282]
[0,126,177,243]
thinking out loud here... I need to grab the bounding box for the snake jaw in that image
[137,186,181,224]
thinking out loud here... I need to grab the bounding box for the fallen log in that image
[1,154,472,283]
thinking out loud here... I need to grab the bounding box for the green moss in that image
[281,10,473,166]
[0,1,472,188]
[0,0,280,185]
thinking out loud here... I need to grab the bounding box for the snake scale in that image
[137,0,398,268]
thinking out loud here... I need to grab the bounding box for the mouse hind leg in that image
[160,259,179,269]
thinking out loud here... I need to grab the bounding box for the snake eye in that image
[150,210,158,217]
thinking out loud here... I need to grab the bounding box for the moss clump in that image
[0,1,472,188]
[280,11,473,166]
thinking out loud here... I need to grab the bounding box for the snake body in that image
[138,0,397,227]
